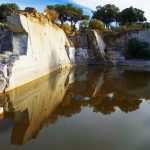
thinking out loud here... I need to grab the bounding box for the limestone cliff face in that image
[70,30,106,65]
[4,14,75,92]
[0,14,107,92]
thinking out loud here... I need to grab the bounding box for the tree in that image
[0,3,19,22]
[47,4,68,25]
[119,7,147,25]
[47,4,89,31]
[44,7,59,22]
[67,4,89,31]
[92,4,120,28]
[89,19,105,30]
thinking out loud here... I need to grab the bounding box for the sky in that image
[0,0,150,21]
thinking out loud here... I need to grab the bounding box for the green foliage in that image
[92,4,120,28]
[119,7,147,25]
[89,19,105,30]
[0,3,19,22]
[62,23,71,35]
[128,38,150,60]
[47,4,89,31]
[66,4,89,31]
[127,23,143,29]
[142,23,150,28]
[116,25,127,31]
[79,20,89,28]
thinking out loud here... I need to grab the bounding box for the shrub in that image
[79,20,89,28]
[89,19,105,30]
[142,23,150,28]
[127,23,142,29]
[115,26,127,31]
[128,38,150,60]
[62,23,71,36]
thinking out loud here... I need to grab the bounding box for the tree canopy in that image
[0,3,19,22]
[47,4,68,25]
[0,2,148,31]
[92,4,120,28]
[119,7,147,25]
[47,4,89,31]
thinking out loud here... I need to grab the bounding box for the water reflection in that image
[0,66,150,146]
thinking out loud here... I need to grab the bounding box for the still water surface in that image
[0,66,150,150]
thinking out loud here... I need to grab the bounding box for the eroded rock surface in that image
[0,11,106,93]
[0,13,76,92]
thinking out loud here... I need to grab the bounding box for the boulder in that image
[0,31,13,52]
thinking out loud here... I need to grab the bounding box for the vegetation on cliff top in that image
[0,3,148,29]
[89,19,105,30]
[47,4,90,31]
[92,4,120,28]
[92,4,147,29]
[61,23,71,36]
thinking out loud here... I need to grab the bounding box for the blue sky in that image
[1,0,93,17]
[0,0,150,21]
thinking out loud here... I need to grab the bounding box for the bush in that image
[79,20,89,28]
[127,23,143,29]
[89,19,105,30]
[115,26,127,31]
[128,38,150,60]
[62,23,71,35]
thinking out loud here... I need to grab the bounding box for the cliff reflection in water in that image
[2,66,150,145]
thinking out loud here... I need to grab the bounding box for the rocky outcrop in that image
[70,30,106,65]
[0,13,75,92]
[104,29,150,52]
[0,12,107,92]
[104,29,150,65]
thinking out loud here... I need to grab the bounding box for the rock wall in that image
[130,30,150,45]
[0,31,13,52]
[105,29,150,52]
[0,13,107,92]
[70,30,106,65]
[1,14,75,92]
[89,30,106,59]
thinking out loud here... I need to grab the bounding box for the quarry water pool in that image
[0,66,150,150]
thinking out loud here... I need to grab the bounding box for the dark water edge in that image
[0,66,150,150]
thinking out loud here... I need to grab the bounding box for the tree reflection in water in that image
[0,66,150,145]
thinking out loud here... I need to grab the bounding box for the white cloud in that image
[70,0,150,21]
